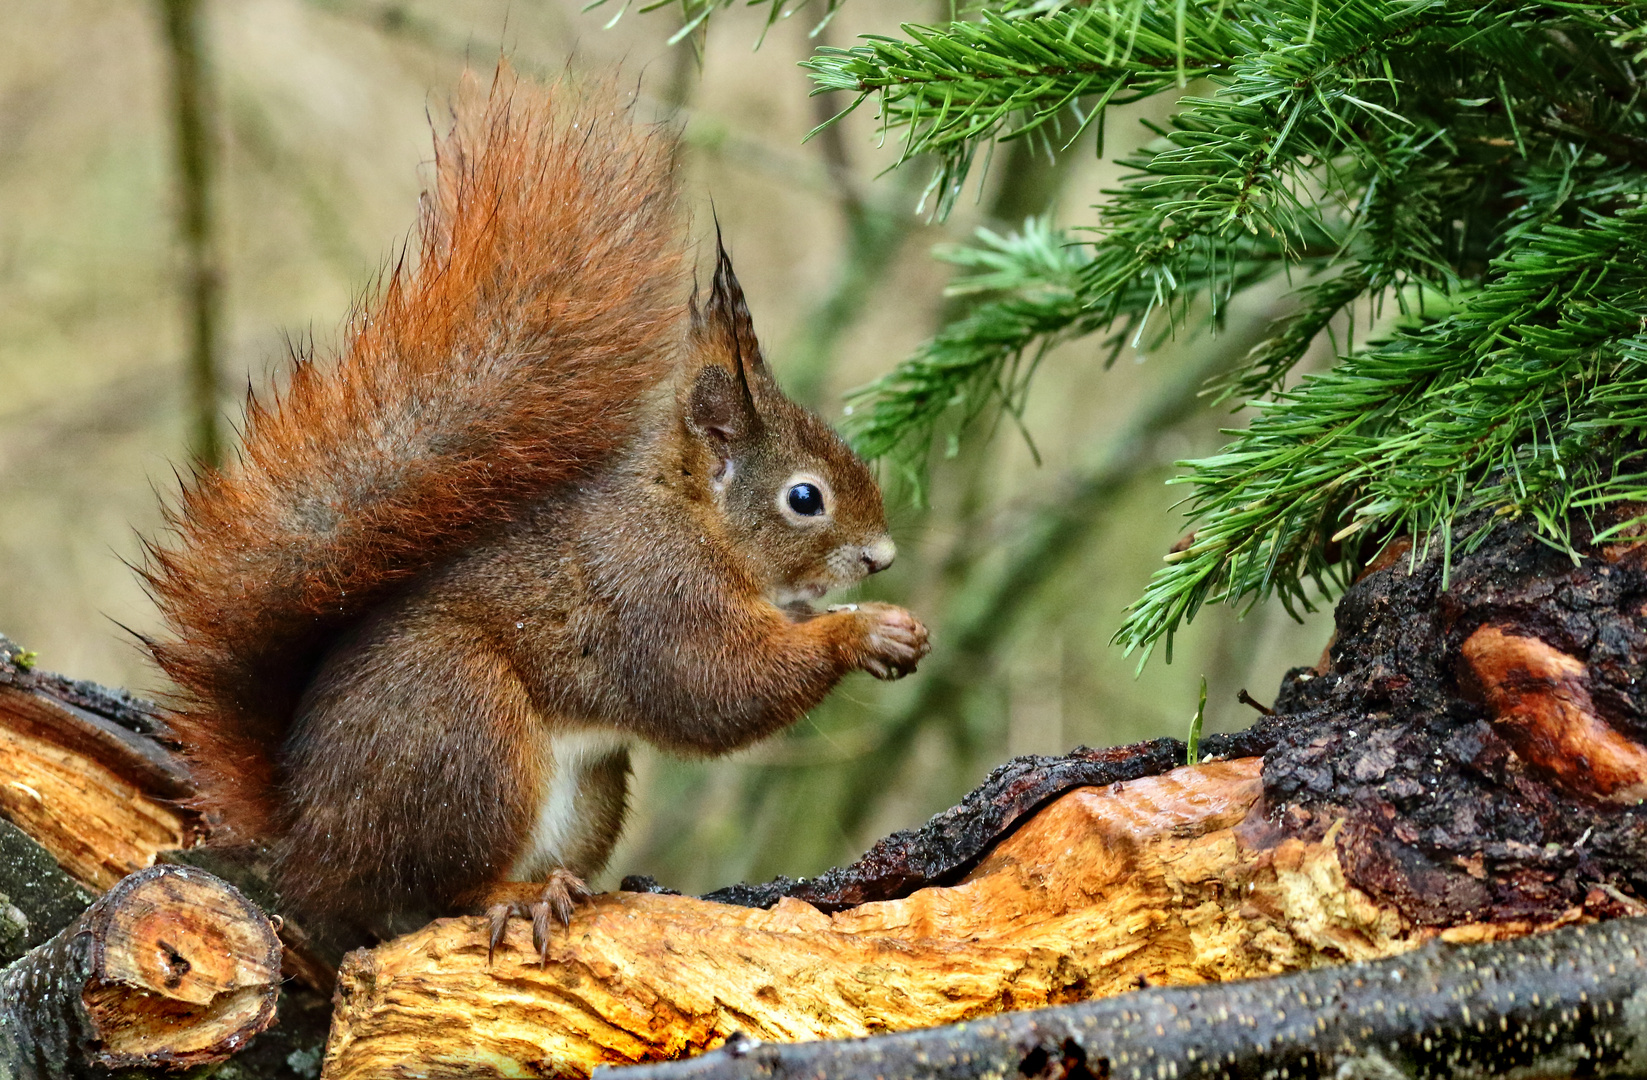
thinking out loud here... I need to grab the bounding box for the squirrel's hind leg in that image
[470,732,631,966]
[277,609,547,930]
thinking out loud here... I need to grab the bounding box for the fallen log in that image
[320,512,1647,1080]
[0,635,341,997]
[13,507,1647,1080]
[0,863,281,1078]
[606,914,1647,1080]
[321,758,1452,1080]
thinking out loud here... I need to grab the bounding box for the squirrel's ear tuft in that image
[692,222,768,387]
[687,222,767,448]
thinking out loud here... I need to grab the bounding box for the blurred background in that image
[0,0,1331,894]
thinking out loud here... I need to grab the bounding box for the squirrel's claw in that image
[479,869,595,967]
[544,868,592,926]
[532,869,591,964]
[486,903,512,966]
[530,901,554,965]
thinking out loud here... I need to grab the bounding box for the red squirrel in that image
[141,67,929,958]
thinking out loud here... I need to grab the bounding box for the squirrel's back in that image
[143,66,686,841]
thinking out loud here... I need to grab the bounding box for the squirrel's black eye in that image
[787,483,825,517]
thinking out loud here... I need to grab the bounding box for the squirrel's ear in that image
[687,363,757,447]
[686,224,765,450]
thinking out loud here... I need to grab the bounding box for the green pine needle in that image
[817,0,1647,658]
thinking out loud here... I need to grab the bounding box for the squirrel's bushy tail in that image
[143,66,685,840]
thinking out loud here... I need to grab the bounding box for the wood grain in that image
[323,759,1444,1080]
[614,916,1647,1080]
[0,864,281,1076]
[0,686,195,890]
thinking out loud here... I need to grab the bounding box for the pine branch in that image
[841,220,1098,481]
[809,0,1647,656]
[617,0,1647,656]
[1116,205,1647,659]
[842,217,1288,481]
[804,4,1240,218]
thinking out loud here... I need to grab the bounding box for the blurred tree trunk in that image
[155,0,224,468]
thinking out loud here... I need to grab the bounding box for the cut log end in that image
[82,864,282,1068]
[0,864,281,1074]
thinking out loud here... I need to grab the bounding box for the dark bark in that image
[0,821,93,967]
[605,915,1647,1080]
[1253,518,1647,926]
[0,864,280,1079]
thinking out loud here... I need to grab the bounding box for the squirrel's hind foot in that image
[481,869,594,966]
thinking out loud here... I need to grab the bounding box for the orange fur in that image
[142,66,684,841]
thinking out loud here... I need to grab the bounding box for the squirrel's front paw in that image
[845,602,930,680]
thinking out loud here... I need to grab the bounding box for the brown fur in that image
[143,67,683,840]
[143,65,929,929]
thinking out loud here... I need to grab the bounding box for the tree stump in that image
[0,863,281,1077]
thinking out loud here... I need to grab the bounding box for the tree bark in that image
[0,864,281,1078]
[0,820,94,968]
[607,914,1647,1080]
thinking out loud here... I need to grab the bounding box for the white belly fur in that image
[507,728,629,881]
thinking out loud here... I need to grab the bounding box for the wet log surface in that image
[666,513,1647,931]
[606,914,1647,1080]
[0,864,281,1078]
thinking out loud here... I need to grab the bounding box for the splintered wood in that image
[0,686,194,889]
[323,760,1419,1080]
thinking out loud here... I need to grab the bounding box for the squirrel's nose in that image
[861,537,896,575]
